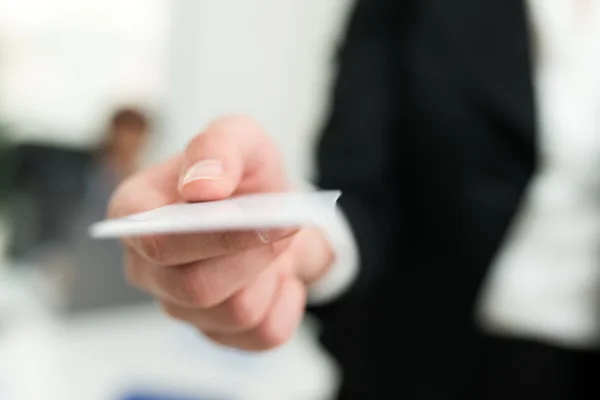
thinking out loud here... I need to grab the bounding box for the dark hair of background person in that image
[95,107,149,160]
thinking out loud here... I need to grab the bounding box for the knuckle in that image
[138,235,171,264]
[227,293,263,330]
[255,319,290,350]
[176,268,219,308]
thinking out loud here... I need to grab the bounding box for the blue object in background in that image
[119,390,229,400]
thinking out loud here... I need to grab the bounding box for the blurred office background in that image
[0,1,352,399]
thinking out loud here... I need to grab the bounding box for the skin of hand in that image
[108,115,334,351]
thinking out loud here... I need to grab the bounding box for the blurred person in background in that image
[95,107,150,181]
[109,1,600,399]
[64,107,152,312]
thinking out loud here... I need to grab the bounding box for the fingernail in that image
[256,228,298,244]
[180,159,223,187]
[257,230,270,243]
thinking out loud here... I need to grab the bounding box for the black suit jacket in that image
[311,0,537,398]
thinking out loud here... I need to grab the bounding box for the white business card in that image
[89,190,341,238]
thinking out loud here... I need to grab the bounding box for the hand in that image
[109,116,334,351]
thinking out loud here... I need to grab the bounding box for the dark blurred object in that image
[0,125,12,206]
[5,143,92,259]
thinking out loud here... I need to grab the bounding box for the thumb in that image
[178,115,288,202]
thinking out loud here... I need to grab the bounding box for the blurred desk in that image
[0,267,339,400]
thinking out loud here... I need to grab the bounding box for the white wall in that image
[0,0,169,148]
[160,0,352,181]
[0,0,354,181]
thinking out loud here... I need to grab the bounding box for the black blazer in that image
[311,0,536,398]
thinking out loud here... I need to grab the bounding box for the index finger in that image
[108,156,295,265]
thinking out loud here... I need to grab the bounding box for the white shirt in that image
[311,0,600,349]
